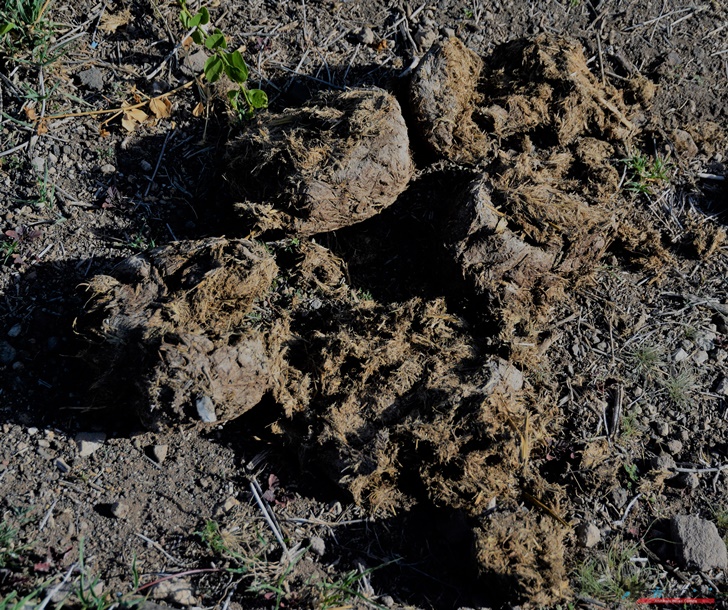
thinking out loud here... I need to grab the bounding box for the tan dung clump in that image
[77,238,278,428]
[409,37,488,163]
[409,34,638,164]
[227,88,414,236]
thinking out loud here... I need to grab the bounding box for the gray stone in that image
[670,515,728,570]
[611,487,628,508]
[694,350,709,365]
[653,421,670,437]
[0,341,17,364]
[651,453,676,471]
[576,522,601,548]
[77,67,105,91]
[180,49,208,77]
[30,157,45,174]
[354,27,375,45]
[309,535,326,556]
[414,28,438,50]
[7,324,21,338]
[151,579,197,606]
[674,472,699,489]
[665,439,683,455]
[715,376,728,396]
[673,348,689,363]
[76,432,106,457]
[110,501,129,519]
[151,444,168,464]
[54,458,71,473]
[196,395,217,423]
[100,163,116,175]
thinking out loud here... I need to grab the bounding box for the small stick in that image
[250,479,289,554]
[672,464,728,474]
[613,492,640,527]
[42,79,195,121]
[135,533,186,566]
[0,141,29,158]
[144,129,174,197]
[37,563,77,610]
[38,499,58,531]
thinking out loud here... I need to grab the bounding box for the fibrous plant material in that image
[445,162,613,343]
[227,88,414,236]
[409,34,639,165]
[409,37,488,163]
[77,238,279,428]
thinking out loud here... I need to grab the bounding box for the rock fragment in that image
[576,522,601,548]
[670,515,728,571]
[76,432,106,457]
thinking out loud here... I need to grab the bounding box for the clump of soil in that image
[227,88,414,236]
[77,238,279,428]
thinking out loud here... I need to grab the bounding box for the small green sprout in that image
[178,0,267,119]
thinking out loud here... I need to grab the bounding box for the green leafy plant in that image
[0,0,66,64]
[178,0,267,119]
[622,153,672,195]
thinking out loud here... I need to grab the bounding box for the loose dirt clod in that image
[77,238,278,428]
[227,88,414,236]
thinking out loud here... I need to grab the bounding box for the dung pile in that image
[227,88,414,236]
[77,238,280,429]
[77,34,672,607]
[410,34,643,165]
[409,35,649,345]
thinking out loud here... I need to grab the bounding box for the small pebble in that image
[309,535,326,556]
[196,395,217,423]
[654,421,670,437]
[110,501,129,519]
[576,522,601,548]
[0,341,17,364]
[673,348,689,363]
[7,324,21,338]
[674,472,699,490]
[665,439,683,455]
[714,376,728,396]
[30,157,45,174]
[77,67,105,91]
[651,453,676,471]
[354,26,375,45]
[54,458,71,473]
[693,350,709,365]
[76,432,106,457]
[100,163,116,175]
[151,444,168,464]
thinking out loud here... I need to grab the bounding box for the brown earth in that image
[1,1,728,609]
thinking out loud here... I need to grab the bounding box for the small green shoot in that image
[576,542,647,603]
[662,367,694,407]
[178,0,267,119]
[626,344,663,378]
[622,153,672,196]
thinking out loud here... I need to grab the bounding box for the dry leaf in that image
[149,97,172,119]
[24,105,38,121]
[99,10,132,34]
[192,102,204,117]
[121,105,149,132]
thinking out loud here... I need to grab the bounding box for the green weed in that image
[622,153,672,195]
[0,0,66,64]
[576,542,647,603]
[627,344,663,378]
[178,0,267,119]
[662,367,694,407]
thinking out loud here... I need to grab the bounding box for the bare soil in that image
[1,1,727,609]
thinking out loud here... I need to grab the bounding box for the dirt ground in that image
[1,0,728,608]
